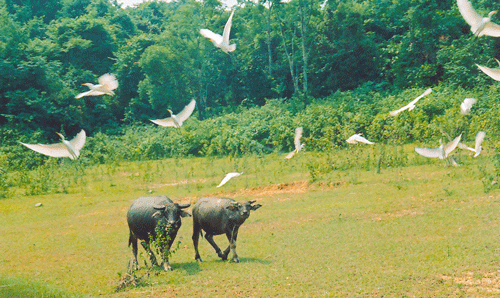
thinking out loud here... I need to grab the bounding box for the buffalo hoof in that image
[196,258,203,262]
[231,258,240,263]
[163,264,173,271]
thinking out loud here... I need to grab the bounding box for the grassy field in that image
[0,147,499,297]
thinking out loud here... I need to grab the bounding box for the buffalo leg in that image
[161,236,176,271]
[192,221,203,262]
[140,240,159,267]
[129,233,139,271]
[160,246,172,271]
[205,233,226,260]
[225,230,240,263]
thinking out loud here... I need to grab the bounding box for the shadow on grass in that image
[207,257,272,265]
[174,261,201,275]
[237,257,272,264]
[0,275,75,297]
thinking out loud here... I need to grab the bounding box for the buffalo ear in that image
[180,210,191,218]
[226,203,239,211]
[251,204,262,211]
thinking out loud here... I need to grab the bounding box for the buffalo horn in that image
[153,204,166,210]
[151,211,162,218]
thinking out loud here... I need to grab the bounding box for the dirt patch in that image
[219,180,343,197]
[369,208,425,221]
[148,178,209,189]
[437,270,500,295]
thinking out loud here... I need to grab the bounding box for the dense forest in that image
[1,0,500,172]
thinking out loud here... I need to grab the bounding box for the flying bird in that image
[285,127,304,159]
[150,100,196,128]
[75,74,118,99]
[460,97,477,114]
[457,0,500,37]
[20,130,86,160]
[414,134,462,159]
[217,172,242,188]
[346,133,374,145]
[200,10,236,53]
[390,88,432,116]
[458,131,486,157]
[477,60,500,81]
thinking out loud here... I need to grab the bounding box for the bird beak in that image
[167,109,173,115]
[56,132,63,139]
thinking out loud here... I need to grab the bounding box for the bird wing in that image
[389,105,409,116]
[460,97,476,114]
[150,118,176,127]
[216,172,241,187]
[409,88,433,106]
[414,147,442,158]
[68,130,86,151]
[98,73,118,92]
[474,131,486,151]
[200,29,223,45]
[457,142,475,152]
[75,90,106,99]
[457,0,483,28]
[444,134,462,156]
[223,10,235,45]
[294,127,303,151]
[477,64,500,81]
[346,134,358,144]
[20,142,72,158]
[391,88,432,116]
[479,21,500,37]
[354,134,374,144]
[285,151,296,159]
[459,102,468,114]
[177,100,196,122]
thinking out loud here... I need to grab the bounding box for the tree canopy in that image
[0,0,498,139]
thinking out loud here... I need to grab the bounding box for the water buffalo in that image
[192,197,262,263]
[127,196,190,271]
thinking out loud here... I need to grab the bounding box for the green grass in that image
[0,148,499,296]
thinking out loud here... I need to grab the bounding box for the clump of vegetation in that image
[149,221,181,269]
[115,268,150,293]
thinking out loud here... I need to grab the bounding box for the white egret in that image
[390,88,432,116]
[414,134,462,159]
[200,10,236,53]
[457,0,500,37]
[460,97,477,114]
[346,133,374,145]
[150,100,196,128]
[476,60,500,81]
[217,172,242,188]
[20,130,86,160]
[458,131,485,157]
[75,74,118,99]
[320,0,328,10]
[285,127,304,159]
